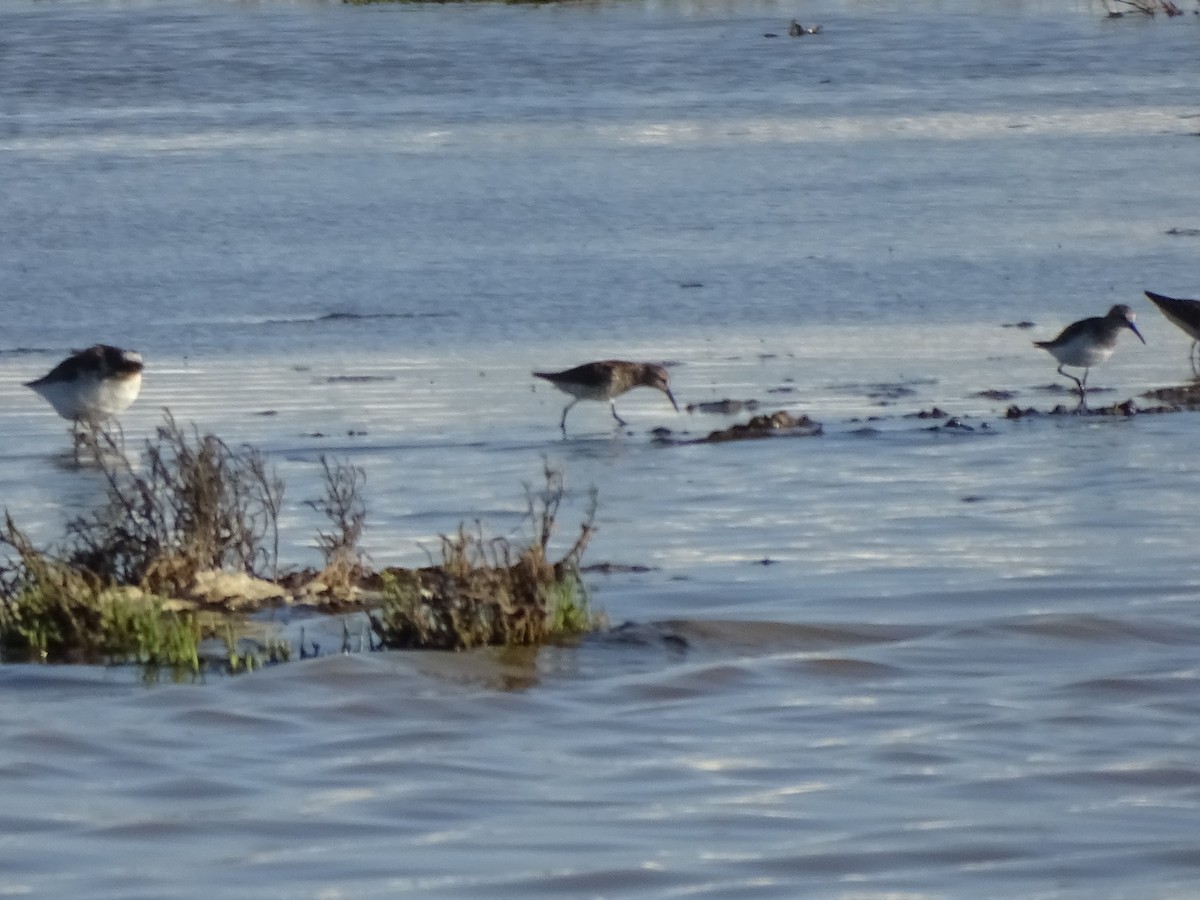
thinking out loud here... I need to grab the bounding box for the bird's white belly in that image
[1052,336,1114,369]
[33,371,142,421]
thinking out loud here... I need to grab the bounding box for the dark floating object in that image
[1164,227,1200,237]
[1033,304,1145,407]
[1002,321,1037,329]
[787,19,822,36]
[975,389,1017,401]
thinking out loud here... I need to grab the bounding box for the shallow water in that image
[3,0,1200,896]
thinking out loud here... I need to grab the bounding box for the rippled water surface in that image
[3,0,1200,896]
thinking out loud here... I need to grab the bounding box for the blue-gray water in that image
[2,0,1200,896]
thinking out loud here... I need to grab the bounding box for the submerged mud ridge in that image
[659,378,1200,443]
[1141,382,1200,409]
[1003,398,1179,419]
[655,410,824,444]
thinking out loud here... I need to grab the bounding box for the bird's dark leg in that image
[560,399,578,435]
[1057,364,1086,407]
[71,420,85,463]
[609,402,628,427]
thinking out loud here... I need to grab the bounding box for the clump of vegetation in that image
[0,515,201,669]
[370,463,601,651]
[307,455,368,600]
[0,418,603,670]
[68,415,283,597]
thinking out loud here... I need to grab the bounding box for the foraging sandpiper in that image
[533,360,679,433]
[1033,305,1144,404]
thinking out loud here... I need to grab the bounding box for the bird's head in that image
[639,364,679,411]
[1109,305,1146,344]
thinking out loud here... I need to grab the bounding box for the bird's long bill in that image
[665,389,680,412]
[1128,321,1147,344]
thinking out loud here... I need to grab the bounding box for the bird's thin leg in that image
[609,402,628,427]
[1191,341,1199,376]
[71,420,84,463]
[560,399,578,435]
[1057,364,1086,407]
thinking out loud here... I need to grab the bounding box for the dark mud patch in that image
[323,375,396,384]
[686,398,760,415]
[904,407,951,419]
[582,562,657,575]
[318,311,453,322]
[975,389,1017,401]
[867,383,917,401]
[685,410,823,444]
[1004,399,1177,419]
[1142,383,1200,409]
[902,408,981,431]
[1035,382,1115,396]
[654,410,822,445]
[264,311,455,326]
[830,379,937,404]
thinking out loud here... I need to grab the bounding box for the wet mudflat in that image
[2,0,1200,896]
